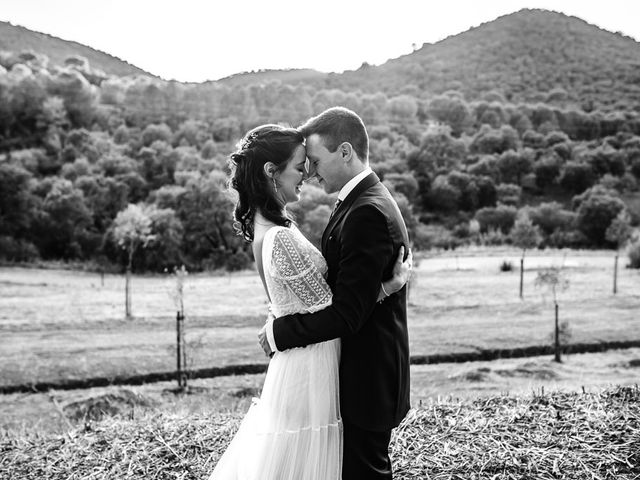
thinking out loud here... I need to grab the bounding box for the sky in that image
[1,0,639,83]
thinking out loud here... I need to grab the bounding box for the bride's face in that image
[275,144,306,204]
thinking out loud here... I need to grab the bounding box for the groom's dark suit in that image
[271,172,410,479]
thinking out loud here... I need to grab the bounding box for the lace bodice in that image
[262,226,332,318]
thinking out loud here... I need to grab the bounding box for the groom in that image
[259,107,411,479]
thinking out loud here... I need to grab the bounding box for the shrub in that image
[500,260,513,272]
[428,175,461,212]
[0,236,40,262]
[479,228,508,246]
[225,250,252,272]
[576,192,626,246]
[534,155,562,189]
[413,224,461,250]
[631,158,640,179]
[528,202,576,235]
[471,125,519,155]
[496,184,521,206]
[627,240,640,269]
[522,129,545,149]
[474,204,517,233]
[547,229,589,249]
[559,162,595,194]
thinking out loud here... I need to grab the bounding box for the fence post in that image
[554,303,561,363]
[176,311,183,388]
[519,258,524,299]
[181,311,187,389]
[613,254,619,295]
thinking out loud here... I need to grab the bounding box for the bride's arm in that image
[270,229,333,313]
[377,246,413,302]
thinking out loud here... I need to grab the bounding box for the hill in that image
[1,386,638,479]
[216,68,327,86]
[3,9,640,112]
[0,21,153,77]
[306,9,640,111]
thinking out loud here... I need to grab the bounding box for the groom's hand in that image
[258,325,274,357]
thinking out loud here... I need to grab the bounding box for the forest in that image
[1,9,640,272]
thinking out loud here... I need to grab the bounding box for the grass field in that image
[1,248,639,387]
[1,251,639,478]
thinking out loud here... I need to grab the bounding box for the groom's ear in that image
[339,142,353,163]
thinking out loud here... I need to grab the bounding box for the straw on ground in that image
[2,385,638,479]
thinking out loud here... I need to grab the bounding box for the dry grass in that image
[1,385,638,480]
[392,385,640,479]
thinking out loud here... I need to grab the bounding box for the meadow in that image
[2,248,639,478]
[1,248,639,390]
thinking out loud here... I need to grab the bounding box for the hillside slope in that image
[0,21,153,77]
[319,9,640,109]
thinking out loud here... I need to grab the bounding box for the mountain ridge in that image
[326,9,640,107]
[0,21,154,77]
[2,9,640,111]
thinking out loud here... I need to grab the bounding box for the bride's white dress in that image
[209,225,342,480]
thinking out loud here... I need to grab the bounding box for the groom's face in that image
[304,134,345,194]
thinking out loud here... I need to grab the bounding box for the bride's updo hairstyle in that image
[228,124,304,242]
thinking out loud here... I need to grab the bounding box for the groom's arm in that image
[269,204,394,351]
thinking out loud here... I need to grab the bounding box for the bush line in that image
[3,339,640,395]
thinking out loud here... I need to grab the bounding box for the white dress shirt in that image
[265,167,373,352]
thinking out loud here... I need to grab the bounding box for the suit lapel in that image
[321,172,380,254]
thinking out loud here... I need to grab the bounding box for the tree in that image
[605,211,633,294]
[407,125,467,209]
[33,178,94,259]
[470,125,519,155]
[527,202,576,236]
[383,173,419,204]
[474,204,517,233]
[170,172,238,270]
[535,267,570,362]
[47,69,97,126]
[141,123,172,147]
[497,150,534,185]
[0,163,35,238]
[112,204,155,318]
[388,95,418,122]
[511,214,542,299]
[426,94,470,135]
[534,154,562,190]
[575,190,626,246]
[559,161,595,194]
[428,175,461,212]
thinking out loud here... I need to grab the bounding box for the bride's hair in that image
[228,124,304,242]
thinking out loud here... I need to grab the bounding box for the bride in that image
[209,124,411,479]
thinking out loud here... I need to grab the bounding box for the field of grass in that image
[2,383,638,479]
[2,347,639,434]
[1,248,639,387]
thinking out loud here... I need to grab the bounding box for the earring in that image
[272,178,278,192]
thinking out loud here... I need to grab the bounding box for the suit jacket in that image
[272,172,411,431]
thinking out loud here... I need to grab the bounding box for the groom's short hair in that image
[299,107,369,162]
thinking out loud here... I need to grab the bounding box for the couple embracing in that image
[210,107,412,479]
